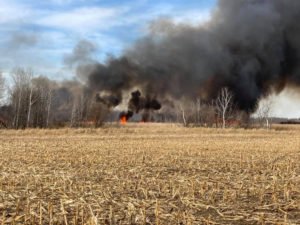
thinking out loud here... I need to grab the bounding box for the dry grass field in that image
[0,124,300,224]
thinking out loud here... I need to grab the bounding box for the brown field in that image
[0,124,300,224]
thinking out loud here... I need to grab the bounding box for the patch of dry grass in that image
[0,124,299,224]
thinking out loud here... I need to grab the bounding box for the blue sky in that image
[0,0,216,79]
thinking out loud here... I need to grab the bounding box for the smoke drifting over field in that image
[77,0,300,113]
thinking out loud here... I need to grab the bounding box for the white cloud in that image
[0,1,31,24]
[35,3,211,35]
[118,5,212,35]
[170,9,212,25]
[36,7,126,33]
[49,0,93,5]
[49,0,73,4]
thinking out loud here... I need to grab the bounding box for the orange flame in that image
[120,116,127,125]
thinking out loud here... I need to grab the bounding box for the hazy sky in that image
[0,0,299,118]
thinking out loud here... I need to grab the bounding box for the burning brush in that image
[119,111,133,124]
[119,90,161,124]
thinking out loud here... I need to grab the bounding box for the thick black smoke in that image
[78,0,300,113]
[120,90,161,121]
[128,90,161,113]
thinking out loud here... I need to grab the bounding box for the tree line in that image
[0,68,273,129]
[0,68,109,129]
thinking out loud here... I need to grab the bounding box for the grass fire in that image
[120,115,127,125]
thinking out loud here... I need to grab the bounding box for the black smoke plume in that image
[128,90,161,113]
[120,90,161,121]
[77,0,300,113]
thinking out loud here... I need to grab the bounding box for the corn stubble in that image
[0,124,299,224]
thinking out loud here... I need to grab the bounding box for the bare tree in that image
[70,102,78,127]
[89,101,109,128]
[0,72,5,101]
[10,68,33,129]
[214,87,234,129]
[176,98,218,127]
[0,73,7,128]
[5,70,96,128]
[70,89,91,127]
[46,89,53,128]
[256,99,273,129]
[31,76,54,128]
[179,104,187,127]
[26,84,36,127]
[50,86,74,127]
[8,71,57,129]
[195,98,201,126]
[178,99,197,127]
[201,102,217,127]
